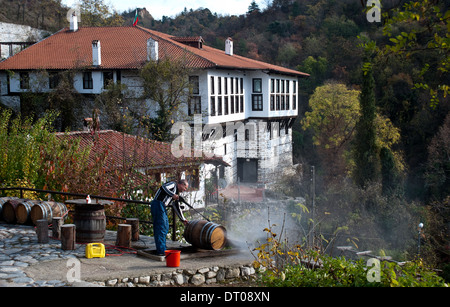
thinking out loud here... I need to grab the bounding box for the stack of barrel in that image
[0,197,68,226]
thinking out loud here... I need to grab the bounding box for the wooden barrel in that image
[16,200,40,224]
[2,198,28,224]
[0,197,18,221]
[73,204,106,243]
[30,201,68,225]
[183,220,227,250]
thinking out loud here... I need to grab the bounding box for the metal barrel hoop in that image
[205,222,218,248]
[40,201,53,220]
[199,221,214,247]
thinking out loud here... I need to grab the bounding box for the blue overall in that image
[150,199,169,255]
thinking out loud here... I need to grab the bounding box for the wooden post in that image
[116,224,131,248]
[36,219,49,243]
[61,224,76,250]
[52,217,63,239]
[126,218,139,241]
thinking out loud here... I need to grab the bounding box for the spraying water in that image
[225,199,305,250]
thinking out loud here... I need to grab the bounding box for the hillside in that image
[0,0,69,32]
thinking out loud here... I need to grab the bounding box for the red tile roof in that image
[0,26,308,77]
[54,130,227,172]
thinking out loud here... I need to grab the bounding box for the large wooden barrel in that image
[30,201,68,225]
[16,200,40,224]
[0,197,18,221]
[183,220,227,250]
[73,204,106,243]
[2,198,28,224]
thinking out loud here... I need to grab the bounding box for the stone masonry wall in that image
[98,264,257,287]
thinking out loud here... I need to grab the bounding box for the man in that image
[151,179,189,256]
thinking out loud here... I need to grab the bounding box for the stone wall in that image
[96,264,257,287]
[0,21,49,59]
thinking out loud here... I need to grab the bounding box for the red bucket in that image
[165,250,181,267]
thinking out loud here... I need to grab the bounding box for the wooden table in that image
[65,199,113,243]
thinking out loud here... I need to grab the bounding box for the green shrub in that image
[259,253,447,287]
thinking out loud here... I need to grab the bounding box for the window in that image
[49,72,60,89]
[224,97,229,115]
[189,97,201,116]
[210,76,215,95]
[218,97,223,115]
[270,78,294,112]
[185,168,200,190]
[20,72,30,89]
[83,72,93,89]
[252,94,263,111]
[253,78,262,93]
[293,81,297,110]
[224,77,228,95]
[218,77,222,95]
[190,76,200,95]
[103,71,113,88]
[188,76,201,115]
[230,96,235,114]
[210,97,216,116]
[252,78,263,111]
[116,70,122,83]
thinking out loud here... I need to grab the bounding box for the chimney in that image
[92,40,101,66]
[147,38,159,62]
[225,37,233,56]
[70,12,78,32]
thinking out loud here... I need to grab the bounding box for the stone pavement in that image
[0,222,255,287]
[0,222,87,287]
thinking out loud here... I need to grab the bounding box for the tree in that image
[140,58,192,142]
[353,60,379,188]
[79,0,124,26]
[381,0,450,107]
[297,56,329,95]
[0,109,55,194]
[247,1,260,15]
[301,82,361,181]
[94,81,134,133]
[47,71,83,132]
[380,146,401,195]
[425,112,450,200]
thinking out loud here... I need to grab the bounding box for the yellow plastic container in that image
[85,243,106,259]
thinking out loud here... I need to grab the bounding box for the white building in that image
[0,16,309,188]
